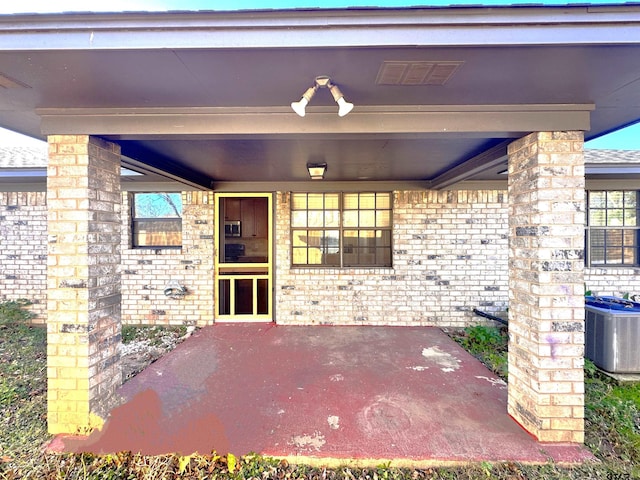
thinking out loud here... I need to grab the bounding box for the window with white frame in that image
[131,192,182,248]
[586,190,640,267]
[291,192,392,267]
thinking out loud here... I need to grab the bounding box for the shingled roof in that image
[0,145,47,168]
[582,149,640,164]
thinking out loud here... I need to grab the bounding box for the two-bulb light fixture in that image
[291,75,354,117]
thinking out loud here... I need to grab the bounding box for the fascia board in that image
[1,6,640,50]
[37,104,595,137]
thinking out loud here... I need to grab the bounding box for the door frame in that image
[214,192,274,322]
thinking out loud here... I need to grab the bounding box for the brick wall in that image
[0,192,47,322]
[585,267,640,298]
[275,190,510,326]
[3,187,640,327]
[121,191,215,326]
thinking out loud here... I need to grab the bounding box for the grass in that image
[584,365,640,470]
[0,320,47,477]
[448,324,509,379]
[1,303,639,479]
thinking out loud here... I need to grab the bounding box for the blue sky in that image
[0,0,635,14]
[584,125,640,150]
[0,0,638,149]
[0,0,636,14]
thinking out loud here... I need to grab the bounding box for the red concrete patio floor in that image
[58,324,595,467]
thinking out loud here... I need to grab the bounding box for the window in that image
[586,190,640,266]
[291,192,392,267]
[131,193,182,248]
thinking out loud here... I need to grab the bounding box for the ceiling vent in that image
[0,73,30,89]
[375,61,463,86]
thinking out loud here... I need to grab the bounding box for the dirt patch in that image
[120,326,195,381]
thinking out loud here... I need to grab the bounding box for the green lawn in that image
[1,304,639,479]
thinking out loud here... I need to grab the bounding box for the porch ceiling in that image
[1,6,640,188]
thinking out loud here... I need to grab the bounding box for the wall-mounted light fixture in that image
[291,76,354,117]
[307,162,327,180]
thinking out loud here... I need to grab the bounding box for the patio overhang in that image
[36,103,593,188]
[0,4,638,186]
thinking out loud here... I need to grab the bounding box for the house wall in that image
[2,188,639,326]
[0,191,47,322]
[120,191,215,326]
[584,267,640,298]
[275,190,509,326]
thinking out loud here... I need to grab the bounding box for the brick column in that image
[47,135,122,435]
[507,131,585,443]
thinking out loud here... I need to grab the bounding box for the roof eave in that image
[2,4,640,51]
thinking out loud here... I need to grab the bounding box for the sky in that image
[0,0,634,13]
[0,0,639,149]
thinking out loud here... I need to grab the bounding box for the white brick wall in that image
[275,190,510,326]
[585,267,640,298]
[120,191,215,326]
[0,192,47,322]
[3,188,639,326]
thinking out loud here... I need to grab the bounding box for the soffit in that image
[0,6,639,187]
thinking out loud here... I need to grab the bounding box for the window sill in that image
[124,247,183,254]
[288,266,395,274]
[586,265,640,273]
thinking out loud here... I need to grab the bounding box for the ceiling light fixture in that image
[307,162,327,180]
[291,76,354,117]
